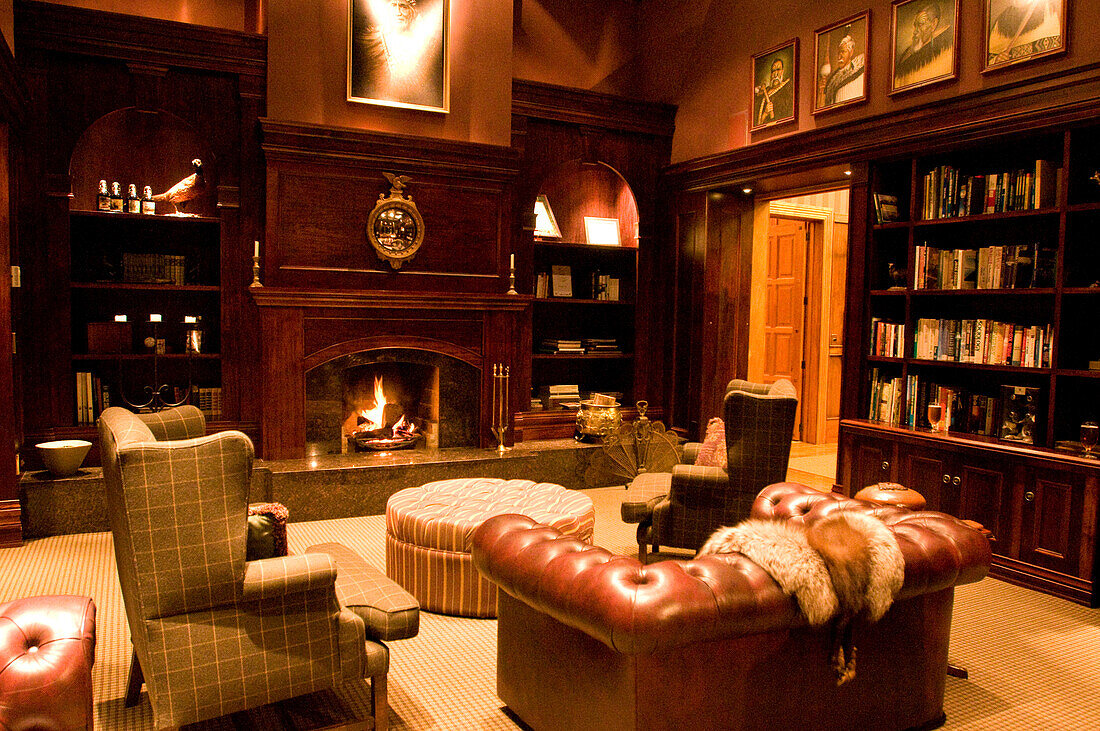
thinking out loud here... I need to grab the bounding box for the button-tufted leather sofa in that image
[0,595,96,730]
[471,482,992,731]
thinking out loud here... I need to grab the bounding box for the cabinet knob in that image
[942,474,951,484]
[1024,491,1035,503]
[952,476,961,486]
[881,461,890,471]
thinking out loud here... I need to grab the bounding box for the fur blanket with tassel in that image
[697,512,905,627]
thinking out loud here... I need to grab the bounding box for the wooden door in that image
[1018,464,1088,578]
[840,426,896,493]
[764,216,807,436]
[898,445,958,517]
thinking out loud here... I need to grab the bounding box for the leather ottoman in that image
[0,594,96,730]
[386,477,594,617]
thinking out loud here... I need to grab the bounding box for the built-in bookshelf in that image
[840,123,1100,606]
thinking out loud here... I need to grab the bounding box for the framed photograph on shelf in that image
[550,265,573,297]
[874,193,901,223]
[890,0,958,95]
[982,0,1066,73]
[583,217,621,246]
[347,0,450,113]
[751,39,798,131]
[533,194,562,239]
[814,12,869,114]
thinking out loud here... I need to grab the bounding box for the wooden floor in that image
[785,441,838,492]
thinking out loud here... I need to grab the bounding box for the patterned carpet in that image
[2,481,1099,729]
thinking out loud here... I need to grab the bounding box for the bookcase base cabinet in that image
[839,420,1099,606]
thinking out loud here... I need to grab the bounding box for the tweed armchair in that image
[98,405,417,729]
[622,379,798,560]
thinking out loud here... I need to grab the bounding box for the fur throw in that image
[698,512,905,626]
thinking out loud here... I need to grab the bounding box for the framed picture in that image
[533,194,562,239]
[347,0,450,113]
[583,217,621,247]
[751,39,798,131]
[982,0,1066,73]
[814,12,870,114]
[890,0,958,95]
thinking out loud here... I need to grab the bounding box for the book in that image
[874,193,900,223]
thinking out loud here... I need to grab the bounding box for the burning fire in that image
[358,376,388,431]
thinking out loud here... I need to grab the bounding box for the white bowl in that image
[36,440,92,477]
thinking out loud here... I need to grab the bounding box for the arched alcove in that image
[68,108,216,215]
[536,160,639,247]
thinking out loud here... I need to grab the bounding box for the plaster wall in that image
[37,0,252,30]
[266,0,512,146]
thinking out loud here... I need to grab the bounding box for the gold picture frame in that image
[366,173,425,269]
[347,0,450,113]
[751,39,798,132]
[890,0,959,95]
[982,0,1067,73]
[813,11,870,114]
[583,217,621,247]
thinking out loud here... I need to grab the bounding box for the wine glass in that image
[1082,421,1099,458]
[927,402,944,433]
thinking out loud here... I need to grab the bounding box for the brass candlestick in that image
[250,253,262,287]
[491,363,511,454]
[507,255,518,295]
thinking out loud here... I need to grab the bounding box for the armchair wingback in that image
[624,379,798,559]
[98,405,394,729]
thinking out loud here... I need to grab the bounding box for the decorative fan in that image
[584,401,684,487]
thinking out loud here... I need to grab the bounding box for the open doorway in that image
[748,188,849,444]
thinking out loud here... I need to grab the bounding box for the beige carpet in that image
[2,485,1099,729]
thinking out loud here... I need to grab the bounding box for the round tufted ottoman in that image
[386,477,594,617]
[0,595,96,731]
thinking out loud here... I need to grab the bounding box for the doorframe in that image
[747,200,835,444]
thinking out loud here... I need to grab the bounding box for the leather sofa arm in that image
[753,482,992,598]
[241,553,338,602]
[472,514,799,655]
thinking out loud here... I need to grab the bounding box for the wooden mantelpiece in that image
[251,287,531,460]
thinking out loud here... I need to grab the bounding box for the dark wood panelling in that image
[260,120,520,294]
[512,80,676,138]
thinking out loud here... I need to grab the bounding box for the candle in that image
[510,253,515,269]
[254,240,260,258]
[149,314,162,323]
[114,314,127,322]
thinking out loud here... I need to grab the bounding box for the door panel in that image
[1019,467,1085,577]
[958,462,1011,555]
[899,448,957,517]
[765,217,807,436]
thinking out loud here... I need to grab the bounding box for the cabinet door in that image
[1018,466,1087,578]
[955,456,1012,556]
[897,446,958,517]
[843,431,897,492]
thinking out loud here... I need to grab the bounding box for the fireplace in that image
[305,348,479,456]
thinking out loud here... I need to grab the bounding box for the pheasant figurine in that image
[153,158,206,216]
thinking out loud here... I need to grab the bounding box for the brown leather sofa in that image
[471,482,992,731]
[0,595,96,730]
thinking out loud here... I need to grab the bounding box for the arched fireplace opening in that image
[305,348,479,456]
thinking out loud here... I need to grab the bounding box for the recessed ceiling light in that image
[844,169,852,176]
[742,187,753,195]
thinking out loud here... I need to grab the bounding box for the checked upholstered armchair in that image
[622,379,798,560]
[99,405,418,730]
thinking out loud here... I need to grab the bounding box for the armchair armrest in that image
[669,463,729,493]
[682,442,702,464]
[240,553,337,602]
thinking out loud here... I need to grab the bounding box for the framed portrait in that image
[814,12,870,114]
[751,39,798,132]
[890,0,958,95]
[982,0,1067,73]
[583,217,621,247]
[347,0,450,113]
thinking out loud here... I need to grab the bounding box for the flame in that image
[393,414,418,437]
[359,376,388,430]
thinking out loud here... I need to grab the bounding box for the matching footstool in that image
[386,478,594,617]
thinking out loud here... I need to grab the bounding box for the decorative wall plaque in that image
[367,172,425,269]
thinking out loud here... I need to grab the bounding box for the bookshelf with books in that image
[840,124,1100,606]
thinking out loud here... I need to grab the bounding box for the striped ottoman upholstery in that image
[386,477,594,617]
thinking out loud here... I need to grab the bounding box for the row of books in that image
[74,371,110,425]
[869,318,905,358]
[591,274,621,301]
[193,386,223,419]
[121,252,186,285]
[913,318,1053,368]
[867,368,904,425]
[919,160,1057,220]
[534,266,622,300]
[538,338,621,354]
[535,384,581,410]
[912,243,1054,290]
[903,377,1004,437]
